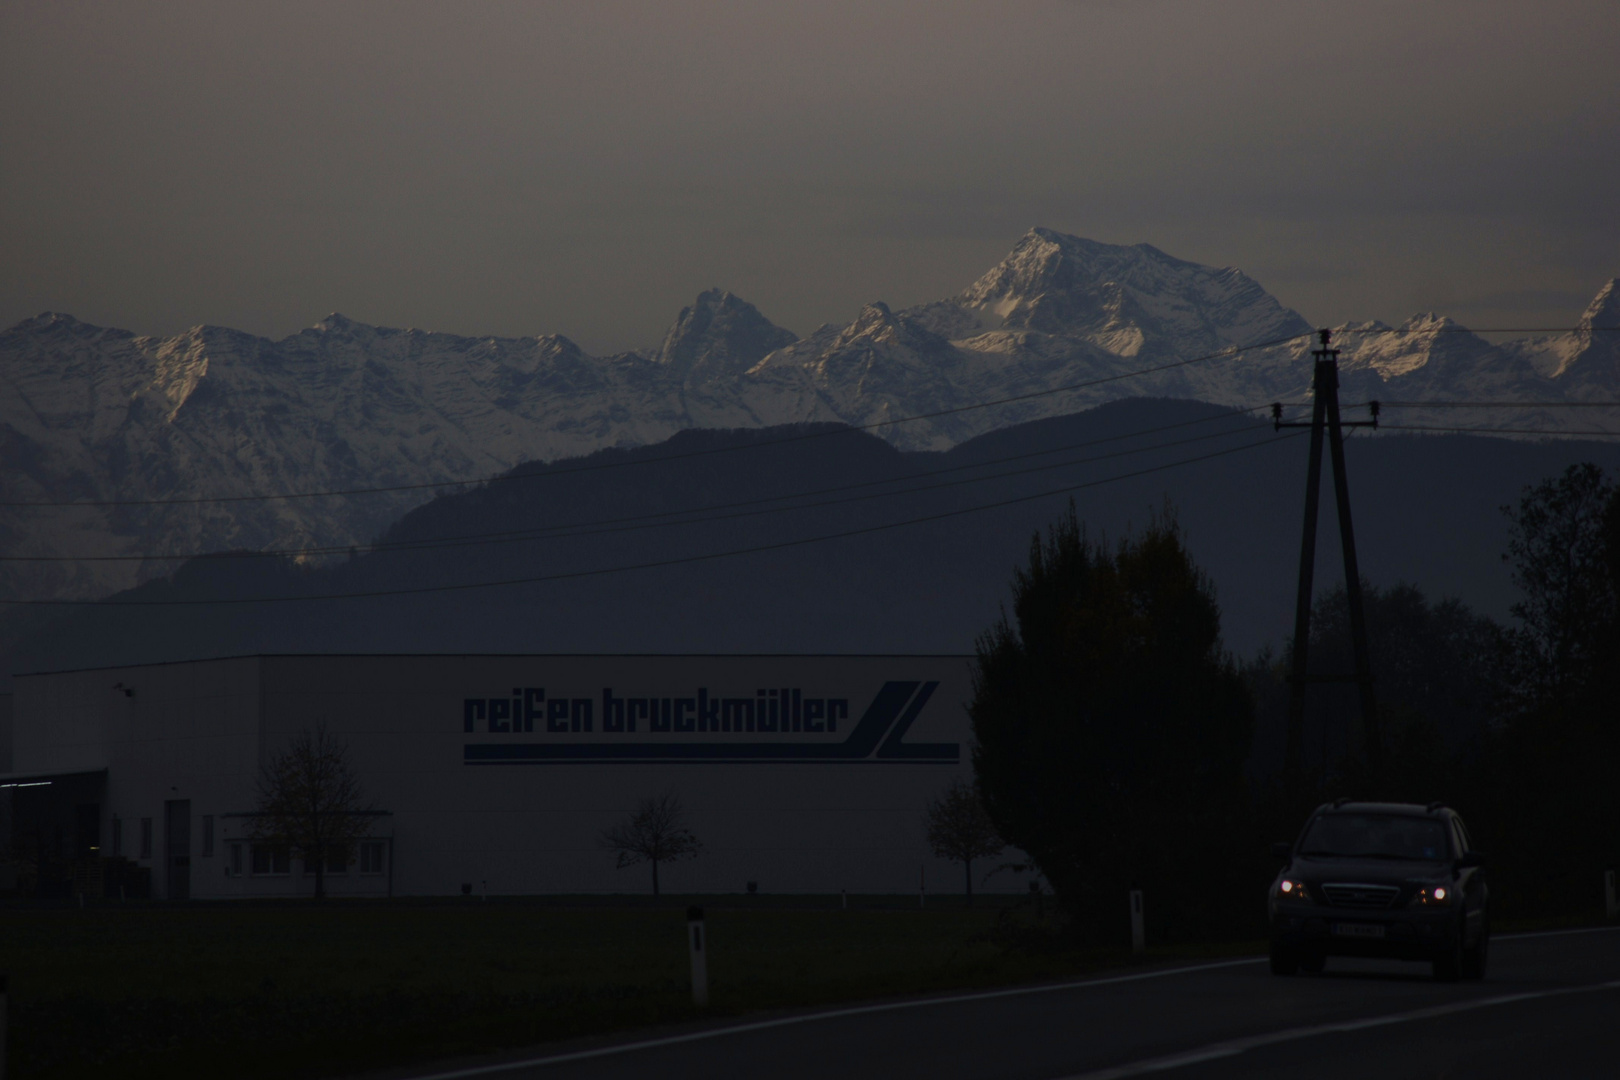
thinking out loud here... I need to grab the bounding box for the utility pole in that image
[1273,330,1381,797]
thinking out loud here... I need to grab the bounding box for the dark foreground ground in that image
[377,926,1620,1080]
[6,898,1614,1080]
[1,894,1245,1079]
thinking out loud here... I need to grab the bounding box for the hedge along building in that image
[3,654,1018,900]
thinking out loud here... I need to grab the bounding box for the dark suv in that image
[1269,801,1488,980]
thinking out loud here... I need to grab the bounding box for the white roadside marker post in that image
[1130,890,1145,955]
[687,906,709,1008]
[1606,869,1617,919]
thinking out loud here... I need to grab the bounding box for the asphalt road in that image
[398,927,1620,1080]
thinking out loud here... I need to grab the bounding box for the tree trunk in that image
[965,858,973,906]
[312,811,324,901]
[652,858,660,897]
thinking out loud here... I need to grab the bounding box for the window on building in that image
[360,841,386,875]
[228,843,244,876]
[251,844,290,875]
[140,817,153,859]
[112,816,123,856]
[325,844,348,875]
[202,815,215,857]
[303,845,348,875]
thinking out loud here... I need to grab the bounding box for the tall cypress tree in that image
[971,505,1254,942]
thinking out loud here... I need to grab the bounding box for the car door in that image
[1453,816,1486,938]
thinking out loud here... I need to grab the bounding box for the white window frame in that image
[305,846,348,877]
[251,843,291,876]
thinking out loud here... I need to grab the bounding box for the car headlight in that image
[1410,885,1452,906]
[1276,878,1312,902]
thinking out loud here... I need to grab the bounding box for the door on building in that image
[75,802,102,857]
[164,799,191,901]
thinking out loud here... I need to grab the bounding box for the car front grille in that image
[1322,883,1401,909]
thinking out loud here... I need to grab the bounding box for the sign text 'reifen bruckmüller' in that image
[460,681,958,764]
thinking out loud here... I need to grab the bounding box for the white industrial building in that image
[1,654,1026,900]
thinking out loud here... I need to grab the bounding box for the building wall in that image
[15,654,1025,898]
[0,693,12,890]
[12,657,263,897]
[0,693,12,773]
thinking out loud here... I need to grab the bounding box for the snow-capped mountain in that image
[2,228,1613,603]
[1520,279,1620,395]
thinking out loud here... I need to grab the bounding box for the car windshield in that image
[1298,813,1450,861]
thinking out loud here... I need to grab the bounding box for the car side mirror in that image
[1271,842,1292,861]
[1455,851,1484,869]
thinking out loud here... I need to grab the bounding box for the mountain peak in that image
[1579,278,1620,329]
[1553,278,1620,387]
[2,313,141,350]
[954,227,1311,350]
[534,333,584,358]
[1394,313,1472,337]
[655,289,797,377]
[313,312,358,332]
[832,302,897,346]
[7,311,95,334]
[823,302,955,362]
[965,228,1201,305]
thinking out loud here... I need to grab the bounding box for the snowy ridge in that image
[2,230,1615,602]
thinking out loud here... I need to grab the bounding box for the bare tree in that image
[926,778,1004,905]
[600,793,702,896]
[252,721,374,900]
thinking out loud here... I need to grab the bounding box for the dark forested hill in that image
[7,397,1620,683]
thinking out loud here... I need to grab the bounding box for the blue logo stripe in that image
[876,681,956,759]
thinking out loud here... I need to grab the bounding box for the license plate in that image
[1333,923,1386,939]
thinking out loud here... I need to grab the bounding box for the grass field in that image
[0,894,1260,1080]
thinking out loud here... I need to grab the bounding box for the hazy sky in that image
[3,0,1617,353]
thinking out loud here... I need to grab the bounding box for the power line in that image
[1,409,1274,563]
[1365,326,1620,334]
[0,333,1315,509]
[0,431,1303,607]
[1378,424,1620,437]
[1378,401,1620,408]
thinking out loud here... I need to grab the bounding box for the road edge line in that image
[401,956,1266,1080]
[1057,978,1620,1080]
[1495,924,1620,941]
[395,924,1620,1079]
